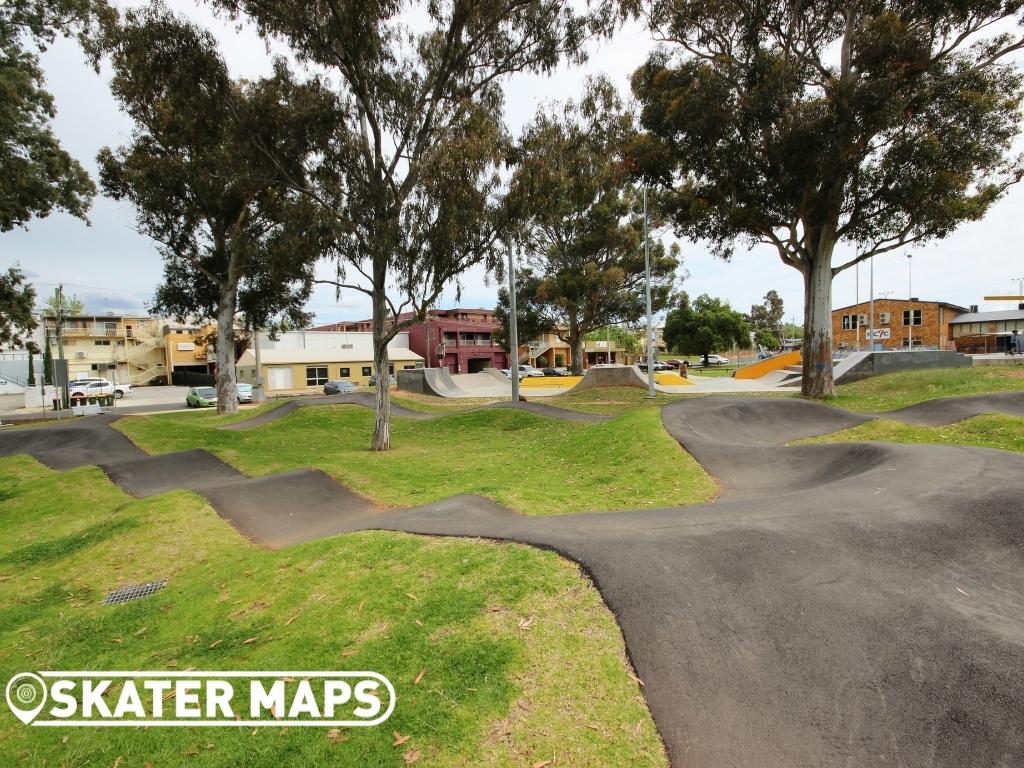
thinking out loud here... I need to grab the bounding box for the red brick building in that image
[312,308,509,373]
[831,299,968,351]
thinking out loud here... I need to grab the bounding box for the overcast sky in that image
[2,1,1022,325]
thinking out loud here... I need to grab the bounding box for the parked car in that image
[368,374,397,387]
[324,380,358,395]
[185,386,218,407]
[518,365,545,378]
[500,368,525,380]
[705,355,730,365]
[236,383,254,403]
[638,361,673,372]
[541,367,568,377]
[69,378,132,399]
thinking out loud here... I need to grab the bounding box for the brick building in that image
[313,308,509,373]
[831,299,968,352]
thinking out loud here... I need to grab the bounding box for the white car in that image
[68,379,132,399]
[518,365,545,378]
[704,355,730,365]
[501,368,526,380]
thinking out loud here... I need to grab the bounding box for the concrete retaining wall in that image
[833,350,973,384]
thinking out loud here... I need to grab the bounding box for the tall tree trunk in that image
[215,281,239,415]
[370,258,391,451]
[569,325,584,375]
[801,247,836,398]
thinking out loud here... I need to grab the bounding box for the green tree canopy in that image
[42,291,84,317]
[97,3,339,414]
[493,269,554,358]
[663,292,750,365]
[507,77,679,374]
[628,0,1024,396]
[209,0,615,449]
[0,265,38,351]
[0,0,106,231]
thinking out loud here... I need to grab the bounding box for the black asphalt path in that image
[1,392,1022,766]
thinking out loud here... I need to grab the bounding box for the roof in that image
[950,309,1024,323]
[238,347,423,366]
[832,299,969,314]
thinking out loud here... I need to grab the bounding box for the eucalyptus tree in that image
[0,0,109,231]
[628,0,1024,396]
[0,266,38,351]
[508,77,679,374]
[211,0,616,450]
[98,4,338,413]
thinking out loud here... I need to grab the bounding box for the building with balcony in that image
[43,314,167,385]
[313,308,509,373]
[163,321,216,383]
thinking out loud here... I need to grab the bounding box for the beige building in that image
[163,322,216,381]
[236,330,423,392]
[45,314,167,385]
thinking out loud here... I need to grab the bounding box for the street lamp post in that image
[643,186,655,399]
[907,253,913,351]
[868,257,874,353]
[506,241,520,405]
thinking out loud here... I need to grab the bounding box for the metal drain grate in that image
[102,580,168,605]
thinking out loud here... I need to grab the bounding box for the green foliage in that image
[41,290,84,317]
[0,0,104,231]
[662,292,750,363]
[0,265,37,350]
[493,271,554,355]
[629,0,1024,395]
[508,77,679,373]
[42,328,53,384]
[208,0,615,448]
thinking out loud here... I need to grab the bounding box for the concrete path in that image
[1,393,1023,766]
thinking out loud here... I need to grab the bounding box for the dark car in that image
[541,368,567,376]
[323,380,358,395]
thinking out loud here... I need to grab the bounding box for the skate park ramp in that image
[833,349,973,384]
[733,350,801,379]
[398,368,512,397]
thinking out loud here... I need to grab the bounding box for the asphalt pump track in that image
[2,391,1023,766]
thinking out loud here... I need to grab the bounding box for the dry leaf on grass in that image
[392,731,411,746]
[413,669,425,685]
[403,749,421,764]
[208,639,223,649]
[326,728,347,744]
[532,761,552,768]
[242,636,259,645]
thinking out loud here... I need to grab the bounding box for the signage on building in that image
[865,328,891,340]
[176,342,195,351]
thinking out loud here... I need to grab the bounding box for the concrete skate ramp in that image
[3,393,1024,766]
[397,367,468,396]
[565,365,656,393]
[833,349,972,383]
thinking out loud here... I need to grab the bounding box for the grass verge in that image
[0,457,665,767]
[795,413,1024,453]
[115,404,717,515]
[828,366,1024,412]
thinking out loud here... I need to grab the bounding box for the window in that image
[841,315,858,330]
[879,312,891,324]
[902,309,922,326]
[362,366,372,376]
[404,364,418,369]
[388,364,394,375]
[339,367,350,378]
[95,340,111,346]
[305,366,328,386]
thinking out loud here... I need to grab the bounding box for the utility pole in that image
[507,241,520,405]
[253,325,264,402]
[855,260,860,351]
[643,186,655,398]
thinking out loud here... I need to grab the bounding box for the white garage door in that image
[266,367,293,390]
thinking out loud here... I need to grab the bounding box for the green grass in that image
[828,366,1024,412]
[0,457,667,767]
[795,413,1024,453]
[533,388,690,416]
[391,393,500,413]
[115,404,716,514]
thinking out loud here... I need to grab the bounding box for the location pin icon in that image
[5,673,47,725]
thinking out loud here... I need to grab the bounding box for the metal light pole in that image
[253,326,264,402]
[855,259,860,351]
[643,187,655,399]
[507,241,520,405]
[907,253,913,351]
[868,257,874,352]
